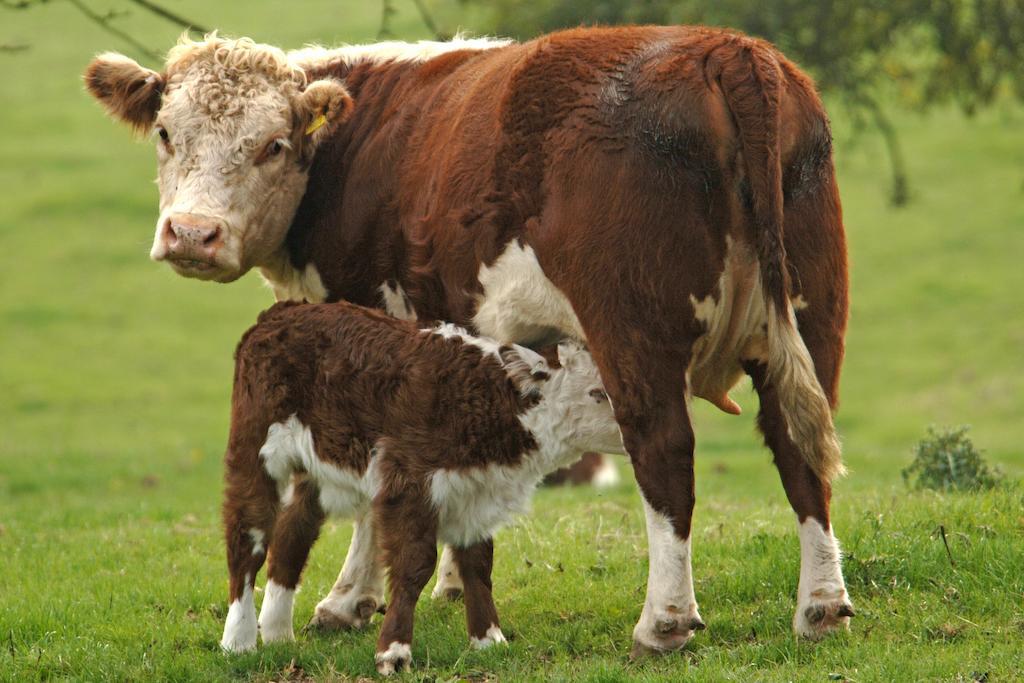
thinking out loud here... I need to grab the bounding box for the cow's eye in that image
[154,126,173,154]
[266,140,283,157]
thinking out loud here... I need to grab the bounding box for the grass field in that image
[2,2,1023,681]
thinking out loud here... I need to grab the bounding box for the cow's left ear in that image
[299,79,354,145]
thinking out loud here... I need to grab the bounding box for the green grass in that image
[2,2,1023,681]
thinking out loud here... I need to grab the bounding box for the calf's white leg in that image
[258,580,296,643]
[221,580,257,652]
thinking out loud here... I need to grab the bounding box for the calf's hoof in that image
[431,578,464,601]
[220,624,258,654]
[219,635,257,654]
[221,602,258,653]
[258,618,295,644]
[630,612,705,660]
[794,599,855,639]
[306,594,383,632]
[375,641,412,676]
[470,625,508,649]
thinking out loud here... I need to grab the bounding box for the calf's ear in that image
[84,52,164,134]
[299,79,354,146]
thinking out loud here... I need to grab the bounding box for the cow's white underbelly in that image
[472,241,585,345]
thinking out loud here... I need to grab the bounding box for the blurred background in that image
[1,1,1021,680]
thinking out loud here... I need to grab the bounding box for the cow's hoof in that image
[306,594,382,632]
[436,587,463,601]
[630,613,705,659]
[375,642,412,676]
[794,599,855,639]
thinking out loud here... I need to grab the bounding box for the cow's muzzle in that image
[156,213,226,277]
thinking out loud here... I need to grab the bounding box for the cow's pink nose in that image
[162,214,223,260]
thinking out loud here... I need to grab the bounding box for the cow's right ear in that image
[84,52,164,134]
[299,79,354,146]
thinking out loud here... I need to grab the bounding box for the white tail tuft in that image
[766,303,845,481]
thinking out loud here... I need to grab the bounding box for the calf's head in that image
[510,342,622,455]
[85,36,353,282]
[551,342,624,455]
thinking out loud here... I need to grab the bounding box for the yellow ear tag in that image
[305,113,328,136]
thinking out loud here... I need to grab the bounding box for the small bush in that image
[902,426,1003,492]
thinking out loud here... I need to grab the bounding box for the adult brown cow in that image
[85,26,853,655]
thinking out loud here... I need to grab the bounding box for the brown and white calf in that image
[87,26,854,654]
[220,301,621,673]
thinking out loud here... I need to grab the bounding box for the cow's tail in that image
[716,39,845,482]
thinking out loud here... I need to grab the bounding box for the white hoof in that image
[470,624,507,649]
[630,606,705,659]
[794,596,855,639]
[375,641,412,676]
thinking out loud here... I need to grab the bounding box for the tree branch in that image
[857,93,909,207]
[66,0,161,63]
[410,0,447,40]
[378,0,396,40]
[125,0,208,34]
[0,0,49,8]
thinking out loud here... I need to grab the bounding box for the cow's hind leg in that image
[454,539,505,648]
[374,491,437,675]
[259,476,326,643]
[309,512,386,631]
[221,448,278,652]
[746,358,853,638]
[587,345,705,657]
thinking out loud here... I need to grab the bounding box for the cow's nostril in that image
[202,227,221,247]
[162,219,178,246]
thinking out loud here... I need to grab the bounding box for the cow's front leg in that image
[431,545,465,600]
[308,512,385,631]
[746,361,853,638]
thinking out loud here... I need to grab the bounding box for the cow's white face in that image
[85,37,352,282]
